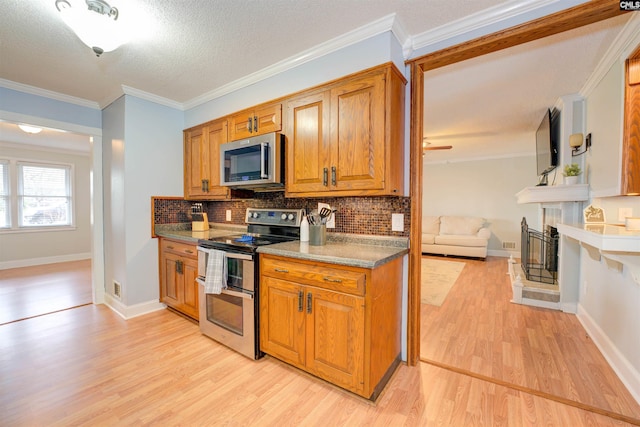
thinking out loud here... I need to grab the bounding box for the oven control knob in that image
[287,213,294,221]
[280,213,287,220]
[252,212,259,218]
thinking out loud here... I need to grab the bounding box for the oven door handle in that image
[222,288,253,300]
[197,246,253,261]
[196,278,254,300]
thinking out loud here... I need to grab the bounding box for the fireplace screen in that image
[521,217,558,285]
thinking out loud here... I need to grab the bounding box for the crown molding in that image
[0,140,90,156]
[0,78,100,110]
[409,0,586,56]
[120,85,185,111]
[183,13,402,110]
[580,13,640,97]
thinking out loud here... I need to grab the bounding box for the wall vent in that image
[502,241,517,250]
[113,280,122,299]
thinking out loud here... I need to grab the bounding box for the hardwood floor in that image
[420,255,640,424]
[0,260,92,325]
[1,304,638,426]
[1,257,639,425]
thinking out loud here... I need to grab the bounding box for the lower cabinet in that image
[159,238,199,320]
[259,254,402,399]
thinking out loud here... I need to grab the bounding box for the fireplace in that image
[520,217,558,285]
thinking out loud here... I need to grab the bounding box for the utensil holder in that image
[309,224,326,246]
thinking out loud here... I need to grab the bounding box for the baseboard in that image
[103,294,166,320]
[577,303,640,406]
[487,249,516,258]
[0,252,91,270]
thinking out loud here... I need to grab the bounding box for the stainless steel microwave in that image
[220,132,284,190]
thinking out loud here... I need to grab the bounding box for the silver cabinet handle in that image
[306,292,312,314]
[247,117,253,133]
[331,166,337,186]
[323,168,328,186]
[298,290,303,312]
[274,268,289,273]
[323,277,343,283]
[253,115,258,133]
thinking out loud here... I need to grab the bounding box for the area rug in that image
[421,258,466,306]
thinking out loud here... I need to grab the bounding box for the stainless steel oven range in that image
[196,208,302,359]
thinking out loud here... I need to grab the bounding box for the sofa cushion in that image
[435,234,487,247]
[440,216,485,236]
[421,233,436,244]
[422,216,440,235]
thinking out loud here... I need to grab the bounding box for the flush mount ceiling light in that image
[55,0,129,56]
[18,124,43,134]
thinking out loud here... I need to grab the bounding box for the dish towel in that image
[204,249,227,294]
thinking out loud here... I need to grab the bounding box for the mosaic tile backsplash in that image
[153,192,411,238]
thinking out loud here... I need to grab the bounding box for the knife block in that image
[192,212,209,231]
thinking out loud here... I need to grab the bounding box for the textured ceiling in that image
[0,1,633,160]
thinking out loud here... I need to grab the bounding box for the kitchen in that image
[153,62,409,399]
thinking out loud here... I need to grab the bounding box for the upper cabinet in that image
[184,118,231,200]
[229,102,282,141]
[285,64,406,197]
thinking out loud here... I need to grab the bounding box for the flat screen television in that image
[536,108,560,180]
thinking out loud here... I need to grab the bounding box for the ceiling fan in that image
[422,137,452,152]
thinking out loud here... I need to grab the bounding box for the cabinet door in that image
[184,120,229,200]
[229,104,282,141]
[286,91,331,194]
[184,126,207,198]
[330,73,386,191]
[181,257,199,320]
[161,252,182,308]
[305,287,365,393]
[202,120,229,198]
[260,276,306,367]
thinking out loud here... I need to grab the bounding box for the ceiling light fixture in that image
[55,0,128,56]
[18,124,43,134]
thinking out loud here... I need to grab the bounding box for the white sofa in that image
[421,216,491,259]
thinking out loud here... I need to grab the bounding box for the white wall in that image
[423,154,540,256]
[102,96,183,312]
[0,144,91,267]
[574,19,640,402]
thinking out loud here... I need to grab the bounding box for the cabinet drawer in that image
[261,256,366,296]
[161,239,197,259]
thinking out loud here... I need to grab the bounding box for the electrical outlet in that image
[392,213,404,232]
[226,209,232,222]
[618,207,632,222]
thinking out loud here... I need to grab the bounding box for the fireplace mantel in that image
[516,184,589,204]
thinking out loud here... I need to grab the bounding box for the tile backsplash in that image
[153,192,411,237]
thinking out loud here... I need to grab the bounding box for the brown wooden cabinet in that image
[184,118,230,200]
[159,238,199,320]
[229,102,282,141]
[259,253,402,400]
[285,64,406,197]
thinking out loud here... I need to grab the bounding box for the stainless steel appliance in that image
[220,132,284,189]
[196,208,302,359]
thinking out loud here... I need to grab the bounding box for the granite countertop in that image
[257,235,409,269]
[154,223,247,244]
[155,223,409,268]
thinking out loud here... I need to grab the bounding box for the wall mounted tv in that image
[536,108,560,182]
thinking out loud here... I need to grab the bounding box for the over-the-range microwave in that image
[220,132,284,190]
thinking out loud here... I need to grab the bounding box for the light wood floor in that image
[421,255,640,424]
[0,260,92,325]
[1,304,638,426]
[1,259,639,425]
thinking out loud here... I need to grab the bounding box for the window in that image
[0,159,74,230]
[0,161,8,228]
[19,163,72,227]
